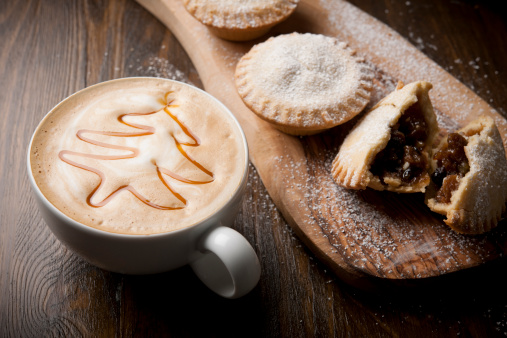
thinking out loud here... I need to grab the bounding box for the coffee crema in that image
[30,78,246,235]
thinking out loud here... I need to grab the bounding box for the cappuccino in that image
[30,78,247,235]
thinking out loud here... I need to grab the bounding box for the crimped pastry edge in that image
[234,33,374,134]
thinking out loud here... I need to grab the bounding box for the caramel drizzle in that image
[58,92,214,210]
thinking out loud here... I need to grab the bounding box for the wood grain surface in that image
[137,0,507,286]
[1,0,507,337]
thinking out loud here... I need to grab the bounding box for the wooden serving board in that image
[137,0,507,288]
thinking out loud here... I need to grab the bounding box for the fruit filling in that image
[370,104,428,185]
[431,133,469,204]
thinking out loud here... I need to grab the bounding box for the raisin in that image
[431,133,470,203]
[435,175,460,204]
[370,104,428,185]
[431,166,446,187]
[402,168,413,182]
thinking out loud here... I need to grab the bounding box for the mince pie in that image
[183,0,299,41]
[332,81,438,193]
[235,33,373,135]
[425,116,507,234]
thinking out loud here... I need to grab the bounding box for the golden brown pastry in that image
[183,0,299,41]
[235,33,373,135]
[425,116,507,234]
[332,81,438,193]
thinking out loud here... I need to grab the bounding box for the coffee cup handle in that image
[190,226,261,299]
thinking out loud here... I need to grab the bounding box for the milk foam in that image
[30,78,246,235]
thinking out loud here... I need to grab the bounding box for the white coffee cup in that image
[27,78,260,299]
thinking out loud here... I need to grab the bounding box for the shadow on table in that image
[336,256,507,335]
[114,266,264,337]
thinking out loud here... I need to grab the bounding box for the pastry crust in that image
[235,33,373,135]
[425,116,507,234]
[332,81,438,192]
[183,0,299,41]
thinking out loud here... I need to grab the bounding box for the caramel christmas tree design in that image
[59,92,214,210]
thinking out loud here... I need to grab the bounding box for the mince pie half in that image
[425,116,507,234]
[332,81,438,193]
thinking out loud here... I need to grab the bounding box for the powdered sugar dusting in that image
[271,139,506,278]
[255,62,507,279]
[184,0,299,29]
[367,61,458,133]
[214,42,246,69]
[235,33,373,128]
[318,0,506,151]
[135,56,196,85]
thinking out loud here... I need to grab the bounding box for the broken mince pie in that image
[332,81,438,193]
[425,116,507,234]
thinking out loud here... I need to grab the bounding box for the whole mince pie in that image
[332,81,438,193]
[425,116,507,234]
[235,33,373,135]
[183,0,299,41]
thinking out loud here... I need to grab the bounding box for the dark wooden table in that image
[1,0,507,336]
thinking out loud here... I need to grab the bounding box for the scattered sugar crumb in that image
[135,56,195,85]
